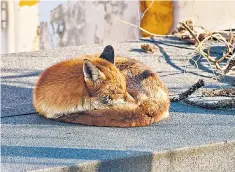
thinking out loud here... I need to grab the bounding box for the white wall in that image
[2,1,234,54]
[39,1,66,48]
[173,1,235,31]
[1,1,39,54]
[39,1,140,49]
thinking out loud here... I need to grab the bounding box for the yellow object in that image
[19,0,39,6]
[140,0,173,37]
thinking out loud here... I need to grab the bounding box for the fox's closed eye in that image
[100,95,113,104]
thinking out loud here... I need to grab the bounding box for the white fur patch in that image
[38,102,85,118]
[37,98,138,119]
[162,110,169,119]
[158,89,169,101]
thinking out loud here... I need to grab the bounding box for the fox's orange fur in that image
[33,54,170,127]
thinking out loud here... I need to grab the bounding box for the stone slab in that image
[1,37,235,172]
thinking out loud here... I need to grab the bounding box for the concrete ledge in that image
[1,37,235,172]
[33,141,235,172]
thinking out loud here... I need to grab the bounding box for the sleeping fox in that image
[33,45,170,127]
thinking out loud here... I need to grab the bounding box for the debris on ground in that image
[171,79,235,109]
[202,88,235,97]
[172,19,235,85]
[171,79,205,102]
[185,96,235,109]
[141,43,156,53]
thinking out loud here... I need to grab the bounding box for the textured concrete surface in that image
[1,37,235,172]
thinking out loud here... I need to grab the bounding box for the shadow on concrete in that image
[159,72,183,77]
[1,145,150,160]
[1,68,42,73]
[188,55,217,75]
[139,38,224,79]
[96,153,153,172]
[204,45,225,57]
[140,37,194,49]
[129,48,146,53]
[1,113,78,126]
[170,102,235,116]
[2,145,153,172]
[1,71,41,79]
[188,46,231,85]
[1,84,34,117]
[157,44,219,78]
[156,44,184,72]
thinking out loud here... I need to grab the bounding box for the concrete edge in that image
[31,140,235,172]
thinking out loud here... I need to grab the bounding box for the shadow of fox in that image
[33,45,170,127]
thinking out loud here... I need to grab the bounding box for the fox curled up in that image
[33,45,170,127]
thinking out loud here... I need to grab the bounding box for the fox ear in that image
[100,45,115,64]
[83,59,106,84]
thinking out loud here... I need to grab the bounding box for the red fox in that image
[33,45,170,127]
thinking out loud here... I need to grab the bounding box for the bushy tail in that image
[53,98,169,127]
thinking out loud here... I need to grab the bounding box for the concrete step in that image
[1,38,235,172]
